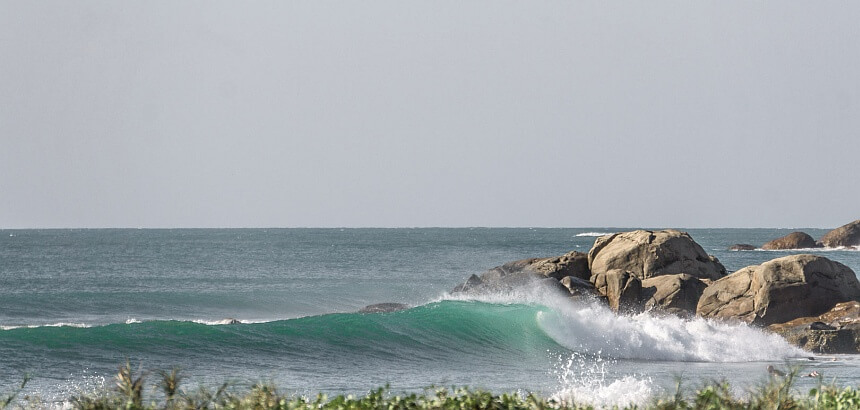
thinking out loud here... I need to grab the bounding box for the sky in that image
[1,2,859,229]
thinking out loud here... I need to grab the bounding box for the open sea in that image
[1,228,859,407]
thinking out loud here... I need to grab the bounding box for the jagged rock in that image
[768,301,860,353]
[588,230,726,281]
[452,251,590,294]
[819,220,860,248]
[530,251,590,281]
[641,274,708,315]
[697,255,860,325]
[729,244,757,251]
[592,269,642,312]
[761,232,819,250]
[359,303,410,313]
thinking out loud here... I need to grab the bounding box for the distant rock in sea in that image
[819,219,860,248]
[761,231,819,250]
[729,244,756,251]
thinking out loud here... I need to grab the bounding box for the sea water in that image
[1,228,858,407]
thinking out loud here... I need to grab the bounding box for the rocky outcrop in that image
[697,254,860,325]
[819,220,860,248]
[729,244,757,251]
[592,269,642,312]
[588,230,726,281]
[761,232,819,250]
[768,301,860,353]
[453,251,591,295]
[641,274,709,315]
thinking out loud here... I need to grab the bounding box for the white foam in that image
[442,279,806,362]
[576,232,614,237]
[537,300,807,362]
[1,322,91,330]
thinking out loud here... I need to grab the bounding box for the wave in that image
[575,232,614,237]
[1,288,805,365]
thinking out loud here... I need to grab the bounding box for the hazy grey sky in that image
[2,2,858,228]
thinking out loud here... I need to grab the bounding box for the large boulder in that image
[696,255,860,325]
[588,230,726,281]
[641,274,709,316]
[768,301,860,353]
[761,232,819,250]
[819,220,860,248]
[591,269,643,312]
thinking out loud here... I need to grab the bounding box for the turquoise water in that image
[1,228,858,406]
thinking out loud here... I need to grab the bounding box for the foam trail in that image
[575,232,614,237]
[537,300,806,362]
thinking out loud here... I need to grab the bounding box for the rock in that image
[761,232,819,250]
[560,276,597,297]
[697,255,860,325]
[359,303,410,313]
[588,230,727,281]
[213,318,241,325]
[451,274,483,293]
[819,220,860,248]
[453,251,591,294]
[592,269,643,312]
[768,301,860,353]
[729,244,757,251]
[530,251,590,281]
[641,274,708,315]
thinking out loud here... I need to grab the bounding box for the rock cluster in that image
[452,225,860,353]
[728,220,860,250]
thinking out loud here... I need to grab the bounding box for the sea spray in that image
[551,351,656,409]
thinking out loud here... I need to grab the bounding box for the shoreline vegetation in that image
[3,364,859,410]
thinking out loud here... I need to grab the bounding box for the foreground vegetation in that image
[2,363,859,410]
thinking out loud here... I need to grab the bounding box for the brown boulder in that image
[819,220,860,248]
[530,251,591,281]
[641,274,708,315]
[768,301,860,353]
[588,230,726,281]
[761,231,819,250]
[592,269,643,312]
[696,254,860,325]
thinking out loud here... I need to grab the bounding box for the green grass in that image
[2,364,859,410]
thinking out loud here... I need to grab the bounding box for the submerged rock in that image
[819,219,860,248]
[588,230,727,281]
[697,254,860,325]
[729,244,757,251]
[359,303,410,313]
[761,231,819,250]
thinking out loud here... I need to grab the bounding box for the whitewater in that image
[1,228,858,408]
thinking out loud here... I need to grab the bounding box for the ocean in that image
[1,228,858,407]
